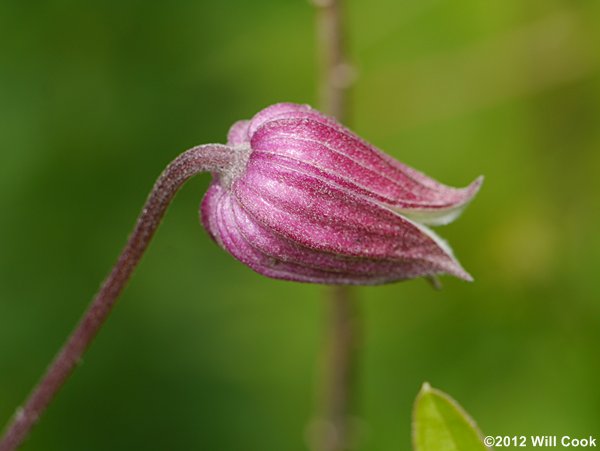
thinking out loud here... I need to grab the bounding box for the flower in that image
[200,103,482,285]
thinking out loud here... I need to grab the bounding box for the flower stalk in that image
[0,144,237,451]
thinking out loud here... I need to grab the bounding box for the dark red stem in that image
[0,144,236,451]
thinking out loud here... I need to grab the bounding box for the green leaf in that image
[412,383,491,451]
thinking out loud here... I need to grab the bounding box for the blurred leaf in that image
[413,383,491,451]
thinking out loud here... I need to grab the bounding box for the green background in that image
[1,0,599,449]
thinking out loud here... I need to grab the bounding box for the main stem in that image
[318,286,360,451]
[0,144,235,451]
[314,1,358,451]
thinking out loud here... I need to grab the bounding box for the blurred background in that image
[1,0,599,449]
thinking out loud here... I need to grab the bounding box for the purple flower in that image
[200,103,482,285]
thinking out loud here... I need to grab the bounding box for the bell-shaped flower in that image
[200,103,482,285]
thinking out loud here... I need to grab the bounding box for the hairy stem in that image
[313,0,359,450]
[0,144,236,451]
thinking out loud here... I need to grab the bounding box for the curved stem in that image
[0,144,236,451]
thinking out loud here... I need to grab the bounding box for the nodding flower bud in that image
[200,103,482,285]
[0,103,482,451]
